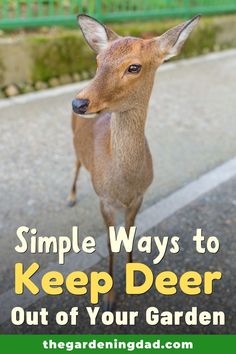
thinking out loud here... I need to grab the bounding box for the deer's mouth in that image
[74,111,99,119]
[72,97,108,118]
[77,107,109,118]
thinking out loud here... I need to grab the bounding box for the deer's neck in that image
[110,107,148,172]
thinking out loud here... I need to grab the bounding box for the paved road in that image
[0,50,236,333]
[1,176,235,334]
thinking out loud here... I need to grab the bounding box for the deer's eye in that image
[127,64,142,74]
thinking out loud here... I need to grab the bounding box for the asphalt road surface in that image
[1,176,235,334]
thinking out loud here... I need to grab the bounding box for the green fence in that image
[0,0,236,29]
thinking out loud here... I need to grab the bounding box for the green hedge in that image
[29,15,236,83]
[29,34,96,82]
[1,14,236,97]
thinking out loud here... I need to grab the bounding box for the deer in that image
[69,14,200,309]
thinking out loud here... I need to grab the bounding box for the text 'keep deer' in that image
[69,14,200,309]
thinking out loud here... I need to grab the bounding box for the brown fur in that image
[71,38,157,211]
[69,15,200,308]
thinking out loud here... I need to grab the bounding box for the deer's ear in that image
[157,15,200,61]
[77,14,119,53]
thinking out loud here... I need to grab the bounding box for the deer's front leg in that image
[68,160,81,207]
[125,196,143,264]
[100,201,116,310]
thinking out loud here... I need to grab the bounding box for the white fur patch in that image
[74,112,99,119]
[78,16,108,53]
[162,16,200,61]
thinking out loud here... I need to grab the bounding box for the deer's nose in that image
[72,99,90,114]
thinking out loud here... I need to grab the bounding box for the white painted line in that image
[0,156,236,325]
[160,48,236,71]
[0,49,236,109]
[0,81,89,109]
[135,157,236,235]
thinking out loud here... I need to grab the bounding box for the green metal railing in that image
[0,1,236,29]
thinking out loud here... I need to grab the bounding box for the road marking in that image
[135,157,236,235]
[160,48,236,71]
[0,156,235,325]
[0,81,89,109]
[0,49,236,109]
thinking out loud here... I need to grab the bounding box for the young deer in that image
[69,14,200,308]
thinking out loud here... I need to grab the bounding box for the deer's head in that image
[72,14,200,118]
